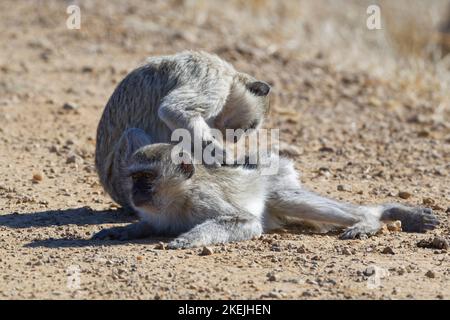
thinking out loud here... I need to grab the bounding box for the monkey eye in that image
[130,171,156,181]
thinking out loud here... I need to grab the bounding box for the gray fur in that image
[93,140,439,248]
[95,51,270,208]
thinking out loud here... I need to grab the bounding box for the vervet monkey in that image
[95,51,270,209]
[93,135,439,248]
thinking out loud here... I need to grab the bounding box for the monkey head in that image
[124,143,194,214]
[214,72,271,143]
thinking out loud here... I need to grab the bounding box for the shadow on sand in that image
[0,206,134,228]
[0,206,168,248]
[24,237,165,248]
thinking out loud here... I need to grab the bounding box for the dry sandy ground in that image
[0,0,449,299]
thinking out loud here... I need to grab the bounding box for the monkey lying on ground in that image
[95,51,270,209]
[93,131,439,248]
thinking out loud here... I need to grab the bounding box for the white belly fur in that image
[232,168,267,219]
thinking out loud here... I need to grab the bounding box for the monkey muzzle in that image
[131,185,154,207]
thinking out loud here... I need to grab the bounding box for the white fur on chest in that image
[232,168,267,218]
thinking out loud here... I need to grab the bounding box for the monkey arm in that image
[167,201,263,249]
[158,85,227,137]
[158,86,231,164]
[91,221,156,241]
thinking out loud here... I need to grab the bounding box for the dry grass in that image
[5,0,450,115]
[178,0,450,109]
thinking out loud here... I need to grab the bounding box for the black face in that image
[130,171,156,207]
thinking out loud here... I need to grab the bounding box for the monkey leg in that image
[167,214,263,249]
[92,221,155,241]
[266,187,439,239]
[267,187,367,228]
[265,158,365,231]
[265,158,439,238]
[107,128,153,208]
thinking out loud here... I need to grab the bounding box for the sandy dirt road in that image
[0,0,449,299]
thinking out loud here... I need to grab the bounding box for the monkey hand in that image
[201,139,234,167]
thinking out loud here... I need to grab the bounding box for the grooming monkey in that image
[93,137,439,248]
[95,51,270,209]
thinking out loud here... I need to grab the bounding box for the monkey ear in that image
[179,160,195,179]
[247,81,271,96]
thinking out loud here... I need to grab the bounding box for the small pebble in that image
[267,291,283,299]
[66,153,83,164]
[199,246,214,256]
[397,266,406,275]
[432,237,449,250]
[301,290,313,297]
[63,102,79,110]
[363,266,376,276]
[417,236,449,250]
[319,146,334,153]
[381,246,395,255]
[377,224,389,235]
[154,242,166,250]
[398,191,411,199]
[386,221,402,232]
[81,66,94,73]
[32,173,43,183]
[266,272,277,281]
[341,248,353,255]
[337,184,352,192]
[425,270,435,278]
[297,246,306,254]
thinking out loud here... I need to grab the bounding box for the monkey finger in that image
[92,227,127,241]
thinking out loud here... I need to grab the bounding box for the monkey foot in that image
[382,206,439,233]
[339,223,379,240]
